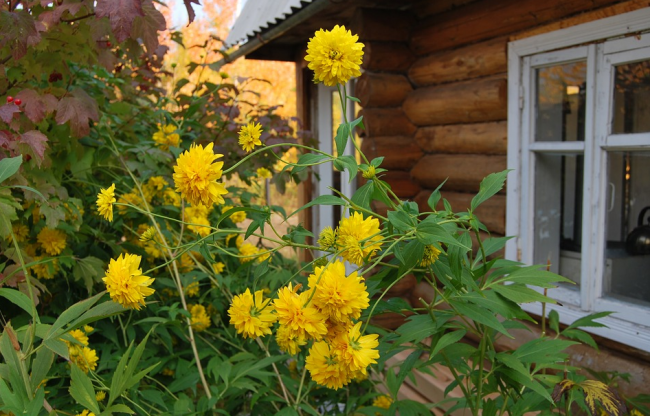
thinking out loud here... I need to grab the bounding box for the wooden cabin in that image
[224,0,650,403]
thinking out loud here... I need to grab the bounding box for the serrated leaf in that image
[565,311,612,330]
[500,368,552,402]
[104,404,135,414]
[492,265,573,288]
[131,0,165,52]
[0,103,21,124]
[395,314,439,345]
[95,0,145,42]
[562,329,598,350]
[69,364,100,414]
[55,88,99,137]
[513,338,577,364]
[0,155,22,184]
[15,89,57,123]
[471,170,509,212]
[18,131,48,167]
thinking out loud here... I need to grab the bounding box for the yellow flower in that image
[31,257,59,280]
[305,341,351,390]
[96,184,116,222]
[332,322,379,375]
[256,167,272,179]
[7,223,29,242]
[143,176,169,200]
[274,283,327,341]
[324,318,353,343]
[276,325,307,355]
[161,368,175,376]
[95,391,106,402]
[153,124,180,150]
[212,262,225,274]
[76,410,96,416]
[83,325,94,333]
[37,227,66,256]
[163,187,181,207]
[317,226,336,250]
[190,304,211,332]
[173,143,228,207]
[139,226,157,243]
[307,260,369,323]
[185,280,199,297]
[238,242,259,263]
[102,253,155,310]
[372,395,393,409]
[71,347,98,373]
[222,205,247,223]
[185,204,213,237]
[228,288,277,339]
[305,25,364,87]
[116,191,145,213]
[420,245,441,267]
[362,165,376,179]
[179,253,194,273]
[238,122,263,152]
[336,212,382,266]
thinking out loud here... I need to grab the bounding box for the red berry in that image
[106,41,112,47]
[6,96,13,103]
[14,99,22,106]
[24,154,32,162]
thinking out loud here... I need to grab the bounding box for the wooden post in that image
[356,72,413,108]
[411,154,507,192]
[403,75,507,126]
[415,121,507,155]
[408,36,507,87]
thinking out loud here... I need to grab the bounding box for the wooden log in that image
[384,274,417,297]
[413,0,478,18]
[415,121,507,155]
[409,36,507,87]
[511,0,650,41]
[362,42,416,72]
[414,190,506,234]
[356,72,413,108]
[358,108,417,137]
[410,0,620,55]
[382,170,421,199]
[403,75,507,126]
[411,154,507,193]
[361,136,423,170]
[350,8,414,42]
[370,309,415,330]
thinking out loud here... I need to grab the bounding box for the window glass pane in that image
[534,154,584,289]
[612,59,650,134]
[604,151,650,305]
[535,62,587,142]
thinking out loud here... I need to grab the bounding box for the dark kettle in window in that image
[626,206,650,255]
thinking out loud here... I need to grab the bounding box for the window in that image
[507,9,650,352]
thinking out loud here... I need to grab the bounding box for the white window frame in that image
[507,8,650,353]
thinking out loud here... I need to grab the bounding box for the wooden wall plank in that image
[403,75,507,126]
[361,136,423,170]
[356,72,413,107]
[362,42,416,72]
[358,108,417,137]
[415,121,507,155]
[411,154,507,193]
[410,0,620,55]
[409,36,507,87]
[383,170,421,199]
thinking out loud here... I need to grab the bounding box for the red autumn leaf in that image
[0,10,41,60]
[55,88,99,137]
[0,130,14,151]
[38,2,87,27]
[15,89,58,124]
[183,0,200,24]
[0,103,21,124]
[95,0,145,43]
[131,0,166,52]
[19,130,49,167]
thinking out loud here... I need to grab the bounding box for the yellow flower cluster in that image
[222,205,247,224]
[96,183,116,222]
[190,304,211,332]
[305,25,364,87]
[238,122,263,153]
[37,227,67,256]
[102,253,155,310]
[65,327,99,374]
[173,143,228,207]
[372,394,393,409]
[256,167,272,180]
[317,212,383,266]
[75,410,95,416]
[152,124,180,150]
[185,204,213,237]
[228,259,378,390]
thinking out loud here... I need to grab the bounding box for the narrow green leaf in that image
[426,178,448,211]
[44,338,69,359]
[430,330,466,358]
[493,266,573,288]
[448,299,512,337]
[492,284,557,304]
[496,352,531,380]
[513,338,577,364]
[387,209,414,233]
[334,123,350,157]
[415,218,470,250]
[500,368,553,403]
[565,311,612,330]
[0,155,22,184]
[561,329,598,350]
[103,404,135,414]
[289,195,346,218]
[69,364,100,414]
[351,182,373,210]
[30,347,54,392]
[24,386,44,416]
[0,288,35,319]
[0,378,22,414]
[471,170,509,212]
[46,292,104,340]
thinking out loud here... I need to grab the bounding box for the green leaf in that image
[548,309,560,333]
[351,182,373,210]
[30,347,54,392]
[23,386,44,416]
[333,155,358,182]
[334,123,350,157]
[492,266,573,288]
[387,209,414,233]
[513,338,577,364]
[46,292,104,340]
[391,351,421,398]
[275,407,299,416]
[103,404,135,414]
[69,364,100,414]
[395,314,439,345]
[416,218,470,250]
[291,153,329,175]
[496,352,531,380]
[395,240,424,275]
[72,256,105,294]
[562,329,598,350]
[289,194,346,218]
[430,330,466,358]
[500,368,553,402]
[565,311,612,330]
[44,338,69,359]
[0,155,22,184]
[448,299,512,337]
[426,178,448,211]
[471,170,509,212]
[0,288,35,319]
[492,284,556,304]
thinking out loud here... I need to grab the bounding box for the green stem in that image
[9,229,40,324]
[294,365,308,410]
[475,329,488,415]
[224,143,331,175]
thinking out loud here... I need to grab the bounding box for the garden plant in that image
[0,2,648,416]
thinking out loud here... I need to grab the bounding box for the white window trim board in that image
[507,9,650,353]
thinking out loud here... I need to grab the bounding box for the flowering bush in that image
[0,4,647,416]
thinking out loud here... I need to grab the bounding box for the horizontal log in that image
[351,8,414,42]
[410,0,619,55]
[403,75,507,126]
[362,42,416,72]
[382,170,421,199]
[361,136,423,170]
[371,309,415,330]
[414,190,506,234]
[356,72,413,108]
[384,274,417,297]
[415,121,507,155]
[411,154,507,193]
[358,108,417,137]
[409,36,507,87]
[413,0,478,18]
[511,0,650,41]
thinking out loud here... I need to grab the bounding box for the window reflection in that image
[612,59,650,134]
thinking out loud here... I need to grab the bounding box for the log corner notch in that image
[356,72,413,108]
